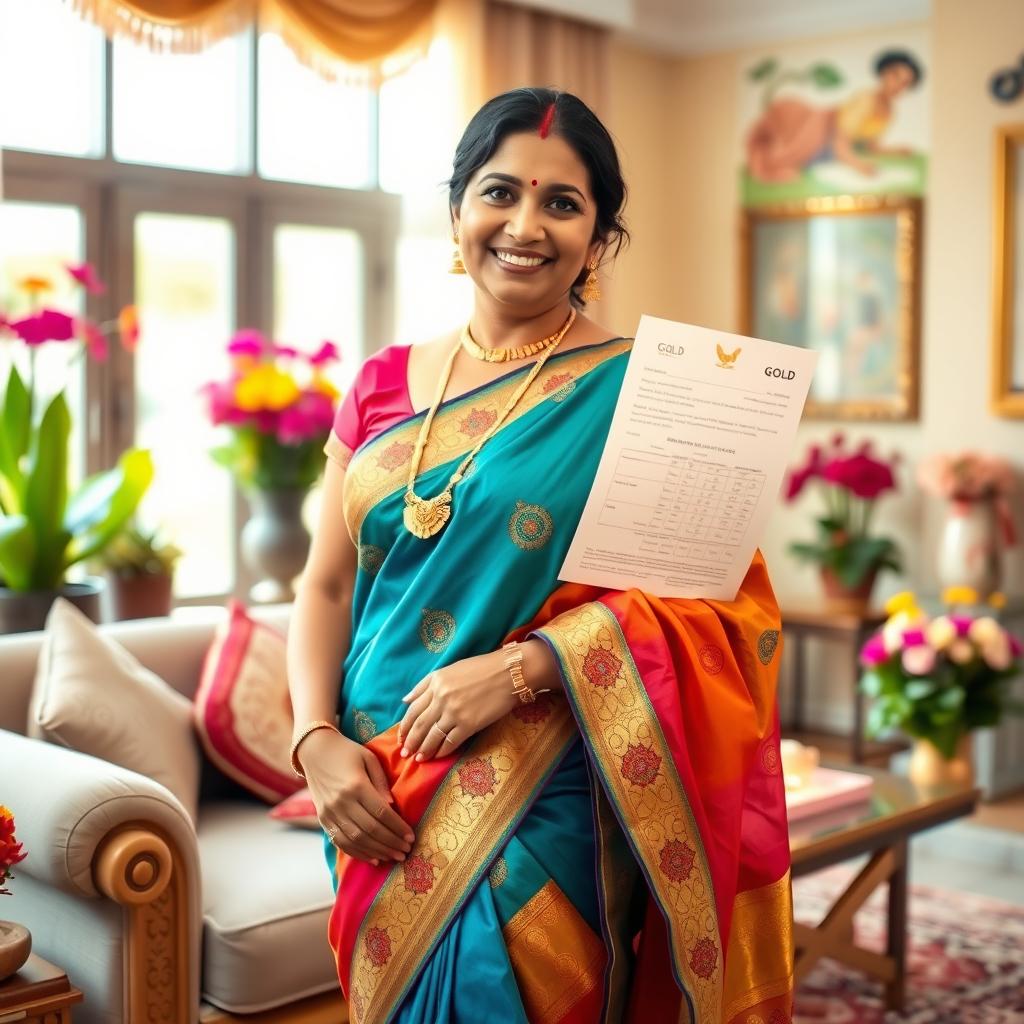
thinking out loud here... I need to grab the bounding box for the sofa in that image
[1,604,347,1024]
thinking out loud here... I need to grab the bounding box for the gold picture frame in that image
[741,194,922,421]
[992,125,1024,417]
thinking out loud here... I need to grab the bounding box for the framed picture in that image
[741,194,922,420]
[992,125,1024,417]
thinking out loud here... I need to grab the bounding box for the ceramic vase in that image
[0,921,31,982]
[937,499,1001,599]
[819,564,879,615]
[240,487,311,603]
[907,735,974,788]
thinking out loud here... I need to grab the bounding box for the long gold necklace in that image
[462,320,566,362]
[403,308,576,539]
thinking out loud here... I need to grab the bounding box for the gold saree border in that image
[537,601,723,1023]
[324,431,354,471]
[722,871,794,1023]
[503,878,606,1022]
[349,698,577,1024]
[341,339,632,542]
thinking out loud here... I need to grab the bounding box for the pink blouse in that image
[331,344,414,454]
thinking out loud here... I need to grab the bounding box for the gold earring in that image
[449,235,466,275]
[580,258,601,303]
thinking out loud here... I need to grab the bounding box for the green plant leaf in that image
[0,515,35,591]
[748,57,778,82]
[0,367,30,511]
[809,63,844,88]
[63,449,154,569]
[904,679,938,701]
[24,392,71,588]
[860,671,883,698]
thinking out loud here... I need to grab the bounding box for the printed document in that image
[559,316,819,600]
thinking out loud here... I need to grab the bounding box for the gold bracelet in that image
[290,719,340,778]
[503,641,539,704]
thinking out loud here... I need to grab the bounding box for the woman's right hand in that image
[298,728,416,865]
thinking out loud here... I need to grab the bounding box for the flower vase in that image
[240,487,311,604]
[937,499,1001,599]
[0,921,31,981]
[908,735,974,788]
[819,564,879,615]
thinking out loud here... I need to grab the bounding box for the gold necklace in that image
[403,308,576,539]
[462,317,568,362]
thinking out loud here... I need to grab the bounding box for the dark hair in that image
[874,49,923,86]
[446,87,629,305]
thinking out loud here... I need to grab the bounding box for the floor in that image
[792,729,1024,906]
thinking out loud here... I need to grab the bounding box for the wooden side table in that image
[0,954,83,1023]
[781,605,887,763]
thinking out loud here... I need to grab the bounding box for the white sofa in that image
[0,605,346,1024]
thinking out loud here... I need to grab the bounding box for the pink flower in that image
[75,317,109,361]
[901,627,926,647]
[276,391,334,443]
[227,329,268,359]
[949,615,973,638]
[1010,634,1023,658]
[822,453,896,500]
[200,380,242,426]
[917,451,1015,500]
[859,634,889,667]
[901,644,936,675]
[273,343,300,358]
[9,309,76,345]
[65,262,106,295]
[784,444,824,502]
[309,340,340,366]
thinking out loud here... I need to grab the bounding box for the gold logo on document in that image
[715,343,741,368]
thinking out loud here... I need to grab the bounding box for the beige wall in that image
[606,0,1024,622]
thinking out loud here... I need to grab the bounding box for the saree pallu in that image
[324,338,794,1024]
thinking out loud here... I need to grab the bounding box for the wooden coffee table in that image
[0,953,83,1022]
[789,764,979,1011]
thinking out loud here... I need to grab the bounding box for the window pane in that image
[273,225,363,388]
[133,213,236,597]
[113,32,250,173]
[257,33,373,188]
[0,202,86,491]
[0,0,104,157]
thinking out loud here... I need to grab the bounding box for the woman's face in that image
[453,130,600,313]
[879,62,915,98]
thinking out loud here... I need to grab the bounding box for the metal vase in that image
[240,487,311,604]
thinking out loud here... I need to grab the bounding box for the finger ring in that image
[326,824,339,841]
[375,804,386,819]
[430,723,449,738]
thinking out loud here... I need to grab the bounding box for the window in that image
[0,3,419,605]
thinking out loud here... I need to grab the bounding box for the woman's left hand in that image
[398,640,559,762]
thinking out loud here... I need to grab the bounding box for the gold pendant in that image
[403,490,452,538]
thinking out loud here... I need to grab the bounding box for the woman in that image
[746,49,922,183]
[287,87,793,1024]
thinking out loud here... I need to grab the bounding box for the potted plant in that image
[0,264,152,633]
[0,806,30,981]
[200,331,341,602]
[917,450,1016,600]
[859,588,1024,786]
[94,521,183,620]
[783,433,902,612]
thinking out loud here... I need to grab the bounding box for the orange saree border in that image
[340,339,632,541]
[347,696,577,1024]
[537,600,724,1022]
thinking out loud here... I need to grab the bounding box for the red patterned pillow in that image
[193,600,303,803]
[269,786,320,829]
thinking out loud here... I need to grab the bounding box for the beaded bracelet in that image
[290,719,340,778]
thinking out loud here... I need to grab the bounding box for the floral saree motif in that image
[324,338,794,1023]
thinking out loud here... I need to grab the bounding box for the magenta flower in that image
[784,444,824,502]
[227,329,268,359]
[75,318,109,361]
[273,344,300,358]
[276,391,334,443]
[901,627,926,647]
[309,340,340,366]
[1010,635,1023,658]
[66,262,106,295]
[949,615,973,638]
[822,453,896,500]
[9,309,76,345]
[859,634,889,667]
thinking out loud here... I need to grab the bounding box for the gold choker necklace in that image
[403,308,577,539]
[461,312,573,363]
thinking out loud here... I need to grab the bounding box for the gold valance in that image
[64,0,439,79]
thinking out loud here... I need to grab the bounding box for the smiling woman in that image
[287,87,795,1024]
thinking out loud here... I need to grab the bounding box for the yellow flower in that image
[234,365,301,412]
[0,806,12,821]
[311,373,340,401]
[988,591,1008,610]
[942,585,979,607]
[885,591,920,617]
[926,615,957,651]
[18,275,52,294]
[968,616,1002,646]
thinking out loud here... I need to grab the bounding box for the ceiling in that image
[512,0,931,55]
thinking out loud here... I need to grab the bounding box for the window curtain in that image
[482,0,609,116]
[64,0,439,79]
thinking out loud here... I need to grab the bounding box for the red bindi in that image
[531,179,538,187]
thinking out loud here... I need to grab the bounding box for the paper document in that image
[559,316,819,600]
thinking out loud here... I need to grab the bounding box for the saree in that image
[323,337,794,1024]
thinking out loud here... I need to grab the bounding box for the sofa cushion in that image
[269,786,319,829]
[28,597,201,823]
[193,601,302,804]
[198,802,337,1013]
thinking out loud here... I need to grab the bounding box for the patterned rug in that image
[792,865,1024,1022]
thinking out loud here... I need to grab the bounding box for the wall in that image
[606,0,1024,730]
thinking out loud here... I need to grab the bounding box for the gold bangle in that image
[503,641,536,704]
[290,719,339,778]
